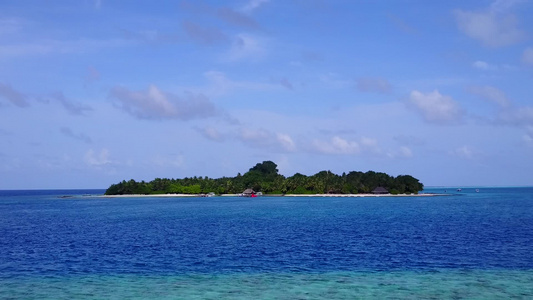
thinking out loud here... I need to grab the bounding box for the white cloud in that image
[109,85,217,120]
[277,133,296,152]
[241,0,270,14]
[387,146,414,159]
[454,3,525,47]
[360,136,377,147]
[451,145,475,159]
[472,60,497,71]
[196,126,225,142]
[406,90,462,124]
[84,149,112,166]
[313,136,360,155]
[399,146,413,158]
[490,0,525,12]
[240,127,270,142]
[522,47,533,66]
[467,85,510,107]
[238,128,296,152]
[224,34,266,62]
[356,77,392,94]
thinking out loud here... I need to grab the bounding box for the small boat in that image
[457,188,462,192]
[476,189,479,193]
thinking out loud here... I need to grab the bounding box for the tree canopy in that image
[104,161,424,195]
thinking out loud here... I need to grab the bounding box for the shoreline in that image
[100,193,440,198]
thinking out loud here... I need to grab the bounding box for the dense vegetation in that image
[105,161,423,195]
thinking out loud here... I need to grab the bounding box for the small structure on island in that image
[242,188,256,197]
[372,187,389,194]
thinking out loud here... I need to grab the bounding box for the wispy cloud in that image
[48,92,93,116]
[238,128,296,152]
[523,126,533,147]
[0,18,26,36]
[356,77,392,94]
[312,136,361,155]
[398,146,413,158]
[318,73,352,89]
[388,13,418,35]
[454,1,525,47]
[467,85,510,107]
[60,127,92,144]
[109,85,217,121]
[406,90,463,124]
[489,0,526,12]
[497,106,533,127]
[84,66,101,84]
[216,7,259,29]
[195,126,226,142]
[182,21,229,45]
[450,145,477,159]
[277,133,296,152]
[223,34,267,62]
[385,146,414,159]
[202,70,277,96]
[394,135,426,146]
[0,38,131,58]
[84,148,113,167]
[472,60,497,71]
[0,82,29,107]
[522,47,533,66]
[240,0,270,14]
[181,1,262,30]
[279,78,293,90]
[151,153,185,169]
[120,29,179,44]
[312,135,392,157]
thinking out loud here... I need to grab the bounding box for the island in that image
[105,161,424,196]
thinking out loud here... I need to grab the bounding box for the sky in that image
[1,0,533,189]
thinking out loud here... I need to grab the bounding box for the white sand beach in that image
[101,193,439,198]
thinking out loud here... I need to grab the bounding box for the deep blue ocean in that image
[0,188,532,299]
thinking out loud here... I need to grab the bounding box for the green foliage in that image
[105,160,424,196]
[390,189,400,195]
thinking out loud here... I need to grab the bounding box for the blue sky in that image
[1,0,533,189]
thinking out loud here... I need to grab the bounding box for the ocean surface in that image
[0,188,532,299]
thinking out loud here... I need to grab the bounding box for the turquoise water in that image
[2,270,532,299]
[0,188,532,299]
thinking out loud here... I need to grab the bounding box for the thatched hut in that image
[242,188,255,196]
